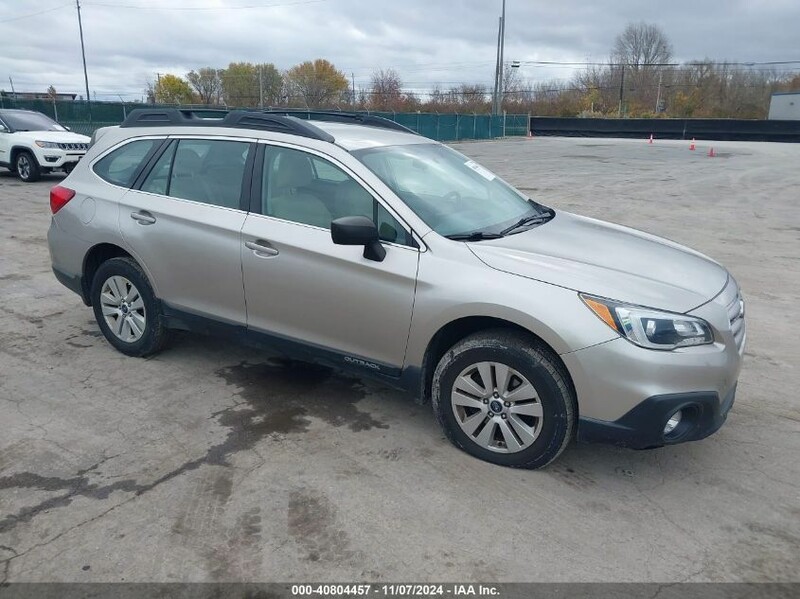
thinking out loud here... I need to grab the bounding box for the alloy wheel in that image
[17,155,31,180]
[100,275,146,343]
[451,361,543,453]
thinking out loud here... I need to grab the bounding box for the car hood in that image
[468,211,728,313]
[12,130,90,143]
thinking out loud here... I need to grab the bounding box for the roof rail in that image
[119,108,335,142]
[261,109,418,135]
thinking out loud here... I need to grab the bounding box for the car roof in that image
[308,120,432,151]
[116,109,432,151]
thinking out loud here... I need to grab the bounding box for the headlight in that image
[580,293,713,350]
[35,140,60,149]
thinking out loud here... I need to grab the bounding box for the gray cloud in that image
[1,0,798,100]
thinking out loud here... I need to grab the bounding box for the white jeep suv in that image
[0,109,90,182]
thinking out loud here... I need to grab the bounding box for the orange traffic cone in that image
[708,147,716,158]
[689,138,696,151]
[648,134,654,144]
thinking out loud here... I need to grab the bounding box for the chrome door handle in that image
[245,240,279,256]
[130,211,156,225]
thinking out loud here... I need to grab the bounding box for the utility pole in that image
[655,69,663,113]
[259,65,264,108]
[351,73,356,109]
[492,0,507,115]
[617,65,625,118]
[492,17,502,114]
[498,0,506,112]
[8,77,16,101]
[76,0,92,121]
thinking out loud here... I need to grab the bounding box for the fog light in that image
[664,410,683,435]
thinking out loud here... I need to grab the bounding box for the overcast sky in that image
[1,0,798,101]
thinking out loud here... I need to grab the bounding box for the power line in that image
[82,0,327,10]
[0,3,72,24]
[517,59,800,67]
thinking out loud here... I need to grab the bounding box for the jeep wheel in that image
[91,257,169,357]
[432,329,576,469]
[16,151,41,182]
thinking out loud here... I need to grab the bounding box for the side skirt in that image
[161,303,418,394]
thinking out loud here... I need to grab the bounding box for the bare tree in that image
[612,22,673,69]
[369,68,403,110]
[612,22,673,112]
[501,63,522,106]
[449,84,490,112]
[186,67,221,105]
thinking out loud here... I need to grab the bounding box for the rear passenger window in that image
[139,139,251,210]
[140,141,176,195]
[93,139,159,187]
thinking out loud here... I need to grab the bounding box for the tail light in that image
[50,186,76,214]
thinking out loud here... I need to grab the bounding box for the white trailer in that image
[768,92,800,120]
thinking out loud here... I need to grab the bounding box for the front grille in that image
[726,291,745,351]
[57,142,88,151]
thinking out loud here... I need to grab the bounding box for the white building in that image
[768,92,800,120]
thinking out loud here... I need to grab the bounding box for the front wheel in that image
[432,329,576,469]
[16,151,40,182]
[91,257,168,357]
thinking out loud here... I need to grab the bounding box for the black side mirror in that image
[331,216,386,262]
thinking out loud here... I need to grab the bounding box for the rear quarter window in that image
[93,139,160,187]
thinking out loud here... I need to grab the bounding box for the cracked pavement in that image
[1,138,799,582]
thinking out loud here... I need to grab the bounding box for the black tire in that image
[16,151,41,182]
[432,329,576,469]
[91,257,169,357]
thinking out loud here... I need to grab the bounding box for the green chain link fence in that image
[0,98,529,142]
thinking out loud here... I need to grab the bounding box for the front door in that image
[119,136,255,324]
[241,143,419,373]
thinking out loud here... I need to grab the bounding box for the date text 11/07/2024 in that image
[291,584,501,596]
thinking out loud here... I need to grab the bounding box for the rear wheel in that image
[16,151,40,182]
[432,329,576,469]
[91,257,168,357]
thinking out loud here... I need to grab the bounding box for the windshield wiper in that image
[499,210,553,236]
[445,231,504,241]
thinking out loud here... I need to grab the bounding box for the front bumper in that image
[578,385,736,449]
[39,151,85,169]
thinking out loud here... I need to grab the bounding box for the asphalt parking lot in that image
[1,136,799,583]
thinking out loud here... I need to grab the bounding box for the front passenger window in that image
[262,146,413,245]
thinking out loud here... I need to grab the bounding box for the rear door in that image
[118,136,256,325]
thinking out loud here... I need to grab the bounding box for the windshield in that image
[0,111,65,132]
[352,143,550,237]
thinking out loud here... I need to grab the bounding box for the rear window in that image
[93,139,160,187]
